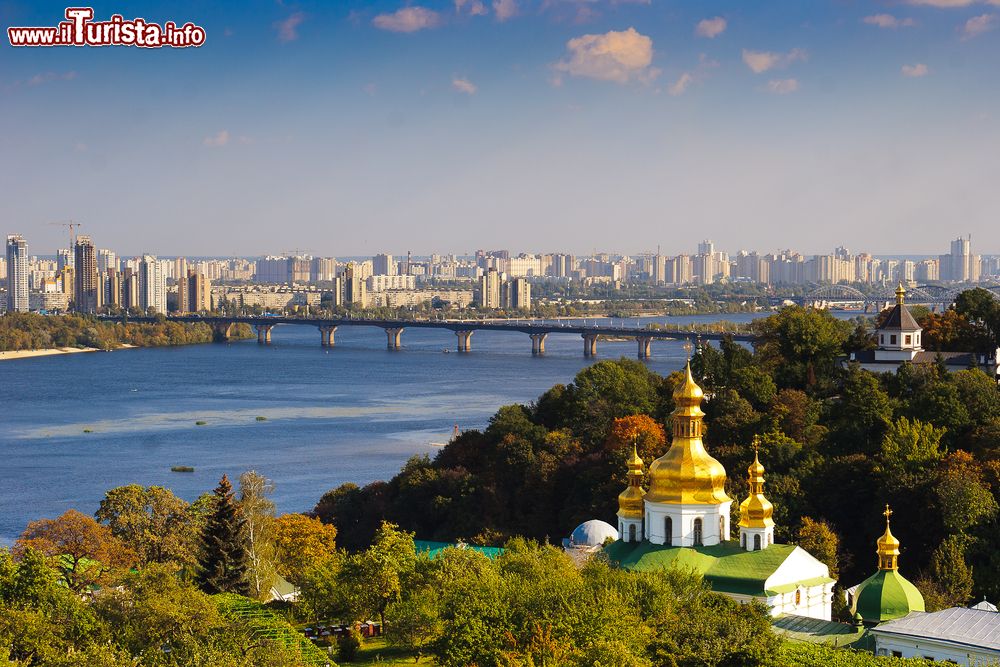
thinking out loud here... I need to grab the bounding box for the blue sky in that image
[1,0,998,257]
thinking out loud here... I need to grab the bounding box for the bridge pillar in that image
[636,336,653,359]
[385,327,404,350]
[455,330,473,353]
[255,324,273,345]
[211,322,235,342]
[319,325,338,347]
[530,333,548,356]
[582,333,598,358]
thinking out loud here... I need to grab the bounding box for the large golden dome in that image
[646,362,731,505]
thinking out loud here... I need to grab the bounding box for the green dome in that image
[852,570,925,624]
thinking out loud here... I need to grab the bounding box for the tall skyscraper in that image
[343,262,368,308]
[5,235,29,313]
[139,255,166,314]
[478,267,502,309]
[97,248,118,274]
[57,248,73,272]
[73,235,100,313]
[373,254,396,276]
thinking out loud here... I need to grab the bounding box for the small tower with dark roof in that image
[875,284,923,362]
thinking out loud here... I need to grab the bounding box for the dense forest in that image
[314,289,1000,611]
[0,312,253,351]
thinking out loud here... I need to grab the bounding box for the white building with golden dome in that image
[605,363,836,621]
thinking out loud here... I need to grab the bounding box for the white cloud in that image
[963,13,997,38]
[203,130,230,147]
[695,17,727,38]
[493,0,518,21]
[742,48,807,74]
[668,72,693,96]
[901,63,929,77]
[455,0,488,15]
[372,7,441,32]
[274,12,305,42]
[862,14,917,28]
[452,76,478,94]
[553,27,659,84]
[26,71,76,86]
[766,78,799,94]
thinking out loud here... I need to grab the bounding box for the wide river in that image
[0,312,860,543]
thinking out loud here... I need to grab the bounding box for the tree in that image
[795,517,840,579]
[936,452,998,535]
[15,509,134,592]
[386,592,442,663]
[238,471,277,601]
[562,359,664,443]
[605,414,667,467]
[752,306,851,388]
[829,367,893,456]
[878,417,945,476]
[272,513,338,585]
[927,535,974,609]
[196,475,249,595]
[95,484,196,567]
[338,522,418,630]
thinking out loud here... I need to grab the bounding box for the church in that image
[603,362,837,620]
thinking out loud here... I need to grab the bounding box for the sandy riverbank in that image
[0,344,136,362]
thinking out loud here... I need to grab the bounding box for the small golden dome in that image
[647,362,731,505]
[895,283,906,306]
[618,443,646,519]
[877,504,901,570]
[738,440,774,529]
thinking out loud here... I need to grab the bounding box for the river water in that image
[0,312,860,543]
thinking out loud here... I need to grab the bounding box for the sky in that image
[1,0,998,258]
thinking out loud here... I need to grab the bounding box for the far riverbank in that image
[0,344,137,362]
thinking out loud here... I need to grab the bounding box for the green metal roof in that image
[772,614,870,649]
[852,570,925,623]
[604,540,802,597]
[414,540,504,560]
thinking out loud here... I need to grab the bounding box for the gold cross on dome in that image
[683,340,693,359]
[752,435,760,453]
[884,504,893,522]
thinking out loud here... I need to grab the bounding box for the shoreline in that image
[0,343,136,362]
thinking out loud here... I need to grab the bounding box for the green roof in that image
[604,540,822,597]
[852,569,925,623]
[414,540,504,560]
[772,614,871,649]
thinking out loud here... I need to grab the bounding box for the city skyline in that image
[3,1,999,255]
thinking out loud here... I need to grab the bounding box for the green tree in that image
[95,484,196,567]
[878,417,945,476]
[936,452,998,535]
[928,535,974,609]
[338,521,418,630]
[386,592,442,662]
[196,475,249,595]
[830,367,893,456]
[752,306,851,388]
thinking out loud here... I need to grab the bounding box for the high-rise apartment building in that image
[502,277,531,310]
[57,248,73,272]
[5,234,29,312]
[478,267,502,309]
[98,249,117,274]
[372,254,396,276]
[139,255,166,314]
[343,262,368,308]
[73,235,100,313]
[940,236,980,283]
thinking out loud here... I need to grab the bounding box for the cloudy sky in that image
[1,0,998,257]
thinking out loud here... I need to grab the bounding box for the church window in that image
[795,589,801,606]
[891,335,897,345]
[741,533,746,548]
[905,335,911,345]
[880,334,884,344]
[629,524,636,543]
[892,652,902,658]
[720,516,726,541]
[754,534,761,551]
[664,517,672,546]
[693,518,703,546]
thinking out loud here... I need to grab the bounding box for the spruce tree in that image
[195,475,249,595]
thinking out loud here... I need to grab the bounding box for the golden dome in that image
[738,440,774,529]
[647,362,731,505]
[895,283,906,306]
[618,443,645,519]
[877,504,901,571]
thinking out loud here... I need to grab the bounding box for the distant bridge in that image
[102,315,756,359]
[790,283,1000,312]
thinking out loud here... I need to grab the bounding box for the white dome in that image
[570,519,619,547]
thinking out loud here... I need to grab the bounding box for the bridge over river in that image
[104,315,757,359]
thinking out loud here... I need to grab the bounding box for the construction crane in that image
[48,220,82,249]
